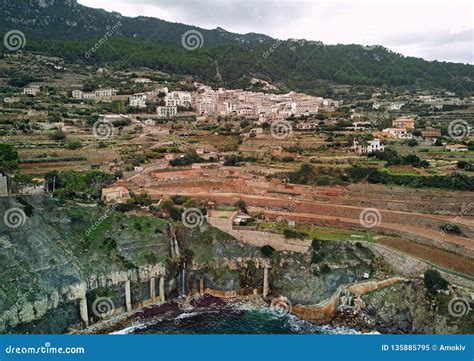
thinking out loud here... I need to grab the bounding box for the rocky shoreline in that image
[80,294,379,334]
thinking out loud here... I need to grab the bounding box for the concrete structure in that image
[445,144,468,152]
[101,186,130,203]
[98,114,130,123]
[382,128,413,139]
[79,297,89,327]
[125,279,132,312]
[157,105,177,118]
[165,91,192,108]
[131,77,152,83]
[263,266,270,298]
[0,173,8,196]
[351,139,385,154]
[23,85,40,96]
[129,94,147,108]
[159,276,165,302]
[71,88,117,100]
[421,129,441,138]
[392,118,415,129]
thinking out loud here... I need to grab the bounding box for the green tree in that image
[260,245,275,258]
[50,129,67,141]
[423,269,448,294]
[0,143,19,174]
[65,138,83,150]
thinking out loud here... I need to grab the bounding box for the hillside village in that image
[1,50,473,335]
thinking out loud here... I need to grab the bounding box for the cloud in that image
[78,0,473,63]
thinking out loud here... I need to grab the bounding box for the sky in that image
[78,0,473,64]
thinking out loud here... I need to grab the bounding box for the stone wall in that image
[364,243,474,289]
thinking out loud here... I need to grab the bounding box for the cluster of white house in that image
[68,80,342,119]
[190,83,341,119]
[351,118,415,154]
[351,117,469,154]
[133,84,342,119]
[72,88,118,100]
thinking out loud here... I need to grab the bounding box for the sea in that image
[110,298,359,335]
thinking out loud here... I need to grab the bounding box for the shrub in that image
[260,245,275,258]
[283,228,308,239]
[439,223,462,235]
[457,160,469,169]
[311,238,321,250]
[50,129,67,141]
[320,264,331,274]
[423,269,448,294]
[406,139,419,147]
[234,200,247,213]
[65,139,82,150]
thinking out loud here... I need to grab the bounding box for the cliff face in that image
[0,195,269,333]
[362,280,474,334]
[0,195,172,333]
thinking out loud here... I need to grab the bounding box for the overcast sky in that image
[78,0,473,64]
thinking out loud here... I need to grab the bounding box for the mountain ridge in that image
[1,0,473,94]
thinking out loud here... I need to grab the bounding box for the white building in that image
[23,85,40,96]
[98,114,130,123]
[165,91,192,108]
[445,144,468,152]
[71,88,117,100]
[382,128,413,139]
[351,139,385,154]
[157,106,177,118]
[131,77,152,83]
[129,94,147,108]
[389,102,405,111]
